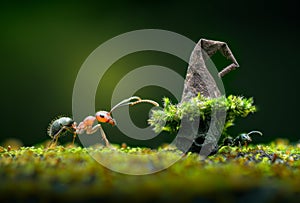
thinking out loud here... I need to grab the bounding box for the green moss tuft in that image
[148,94,257,139]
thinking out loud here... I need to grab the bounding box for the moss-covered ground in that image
[0,140,300,203]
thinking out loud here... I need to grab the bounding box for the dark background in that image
[0,0,299,146]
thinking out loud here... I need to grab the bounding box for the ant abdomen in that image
[48,117,76,139]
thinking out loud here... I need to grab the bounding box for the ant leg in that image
[48,136,59,148]
[54,136,59,146]
[200,39,239,78]
[98,125,110,147]
[48,139,55,148]
[71,133,77,145]
[64,128,77,145]
[85,124,110,146]
[71,122,77,145]
[47,126,68,148]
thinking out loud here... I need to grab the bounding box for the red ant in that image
[48,96,159,147]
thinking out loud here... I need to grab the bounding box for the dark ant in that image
[221,131,263,148]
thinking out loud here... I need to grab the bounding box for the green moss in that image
[148,94,256,140]
[0,140,300,202]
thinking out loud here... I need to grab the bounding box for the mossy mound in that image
[0,140,300,202]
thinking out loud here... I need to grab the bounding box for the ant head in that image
[240,134,252,142]
[95,111,116,126]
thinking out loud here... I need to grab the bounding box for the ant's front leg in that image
[86,124,110,147]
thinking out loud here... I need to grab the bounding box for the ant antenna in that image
[110,96,141,113]
[129,99,159,107]
[110,96,159,113]
[247,131,263,136]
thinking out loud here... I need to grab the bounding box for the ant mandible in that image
[48,96,159,147]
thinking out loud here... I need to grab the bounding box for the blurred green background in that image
[0,0,299,146]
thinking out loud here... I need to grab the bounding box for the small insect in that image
[222,130,263,148]
[48,96,159,147]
